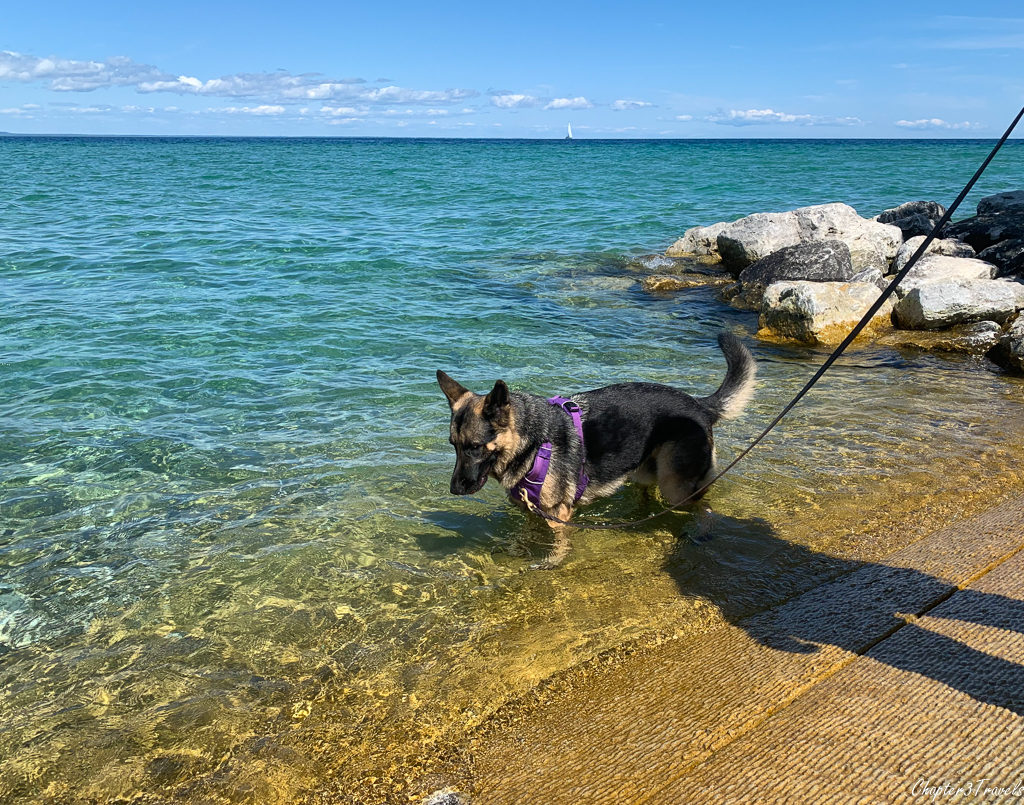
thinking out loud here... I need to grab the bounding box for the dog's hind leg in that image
[529,505,573,570]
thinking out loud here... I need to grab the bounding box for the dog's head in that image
[437,370,513,496]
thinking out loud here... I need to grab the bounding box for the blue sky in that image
[2,1,1023,137]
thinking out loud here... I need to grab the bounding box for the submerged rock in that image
[876,200,946,239]
[977,239,1024,279]
[893,278,1024,330]
[627,253,722,272]
[758,280,895,346]
[733,240,854,310]
[891,235,976,274]
[640,273,735,293]
[893,254,997,297]
[876,321,1002,353]
[987,311,1024,373]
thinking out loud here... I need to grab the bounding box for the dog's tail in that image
[700,332,757,422]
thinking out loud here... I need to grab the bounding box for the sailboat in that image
[565,123,573,140]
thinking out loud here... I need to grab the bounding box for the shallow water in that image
[2,137,1024,802]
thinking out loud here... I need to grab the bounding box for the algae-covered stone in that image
[640,273,734,293]
[758,280,894,346]
[876,321,1002,353]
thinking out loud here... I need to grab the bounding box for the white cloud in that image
[545,96,593,110]
[320,105,365,116]
[611,99,653,111]
[214,105,287,116]
[676,114,694,121]
[0,50,475,107]
[894,117,981,130]
[708,108,863,126]
[491,93,539,108]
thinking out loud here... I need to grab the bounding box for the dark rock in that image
[944,211,1024,252]
[733,239,854,310]
[977,190,1024,215]
[987,311,1024,373]
[877,200,946,239]
[977,238,1024,279]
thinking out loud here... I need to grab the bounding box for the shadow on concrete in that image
[664,512,1024,715]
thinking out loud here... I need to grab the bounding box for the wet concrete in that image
[450,494,1024,804]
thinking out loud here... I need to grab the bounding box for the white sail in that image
[566,123,573,140]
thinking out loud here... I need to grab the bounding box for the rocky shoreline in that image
[631,191,1024,373]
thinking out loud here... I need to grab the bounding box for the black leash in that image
[525,105,1024,531]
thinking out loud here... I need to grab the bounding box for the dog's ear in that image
[483,380,511,427]
[437,370,470,407]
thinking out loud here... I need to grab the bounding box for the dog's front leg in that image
[530,504,573,570]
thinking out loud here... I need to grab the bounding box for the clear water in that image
[2,137,1024,803]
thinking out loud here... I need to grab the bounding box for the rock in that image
[666,222,731,258]
[893,254,997,297]
[893,278,1024,330]
[891,235,976,274]
[628,254,723,273]
[987,311,1024,373]
[944,211,1024,252]
[421,790,468,805]
[716,211,802,271]
[732,240,854,310]
[850,267,887,289]
[977,239,1024,279]
[876,321,1002,353]
[791,203,903,273]
[758,280,894,345]
[977,190,1024,215]
[640,273,735,293]
[876,200,946,239]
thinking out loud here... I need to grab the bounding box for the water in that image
[2,137,1024,803]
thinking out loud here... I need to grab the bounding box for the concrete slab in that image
[464,495,1024,804]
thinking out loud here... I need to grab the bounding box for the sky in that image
[2,1,1023,138]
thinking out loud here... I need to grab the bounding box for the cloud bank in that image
[707,108,863,127]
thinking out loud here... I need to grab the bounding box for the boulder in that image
[640,273,735,293]
[891,235,976,274]
[851,267,887,289]
[986,311,1024,373]
[716,211,802,271]
[876,321,1002,354]
[666,222,731,259]
[791,203,903,273]
[944,211,1024,251]
[977,239,1024,279]
[758,280,894,346]
[732,240,854,310]
[892,254,997,297]
[893,278,1024,330]
[876,200,946,239]
[977,190,1024,215]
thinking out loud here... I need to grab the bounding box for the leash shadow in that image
[665,512,1024,715]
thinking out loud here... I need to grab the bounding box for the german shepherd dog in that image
[437,332,756,568]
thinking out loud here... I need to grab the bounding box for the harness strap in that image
[510,396,589,509]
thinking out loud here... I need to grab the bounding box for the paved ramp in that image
[464,495,1024,804]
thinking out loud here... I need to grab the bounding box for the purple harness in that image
[511,396,589,509]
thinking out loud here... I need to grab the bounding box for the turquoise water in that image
[3,137,1024,802]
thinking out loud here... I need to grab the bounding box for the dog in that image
[437,332,756,568]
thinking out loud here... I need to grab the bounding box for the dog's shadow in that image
[667,511,1024,714]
